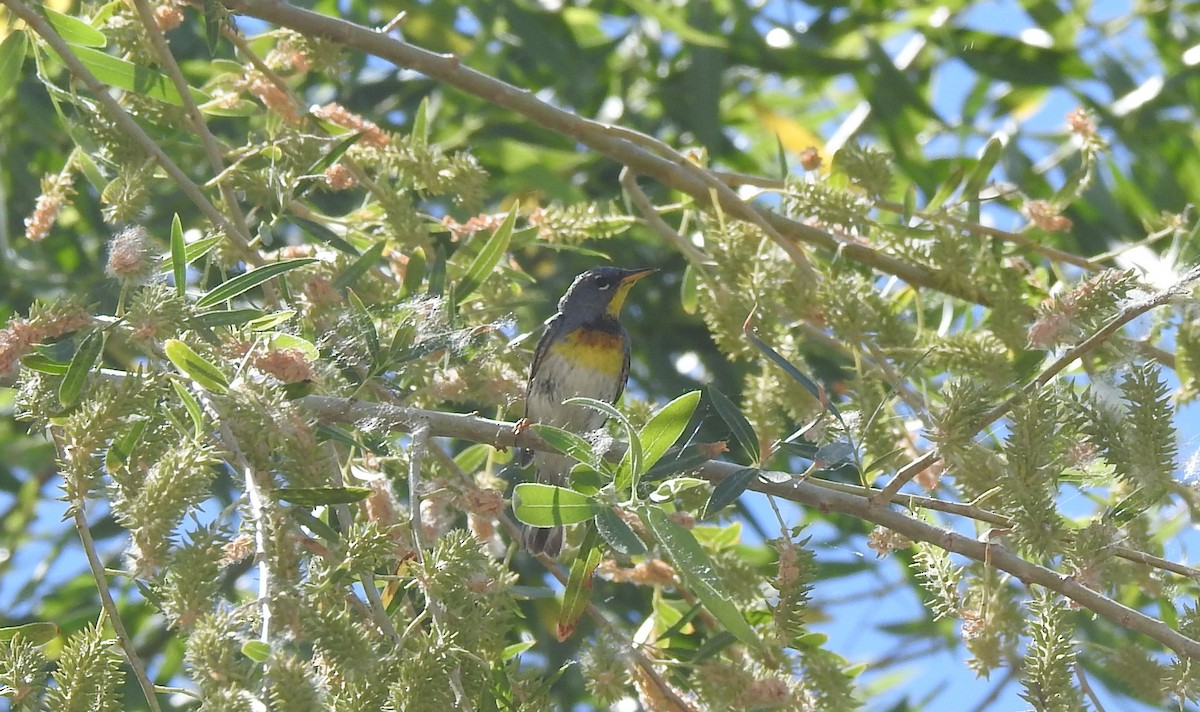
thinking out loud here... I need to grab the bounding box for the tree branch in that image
[296,394,1200,660]
[219,0,995,306]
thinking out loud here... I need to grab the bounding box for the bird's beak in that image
[607,268,656,316]
[619,267,657,286]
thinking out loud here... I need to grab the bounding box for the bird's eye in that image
[595,276,612,290]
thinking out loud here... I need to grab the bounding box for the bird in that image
[518,266,655,557]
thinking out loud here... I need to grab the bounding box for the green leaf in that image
[164,339,229,394]
[333,240,386,292]
[744,326,842,422]
[0,31,28,103]
[202,0,222,54]
[640,506,762,649]
[619,0,728,48]
[246,310,296,331]
[20,353,69,375]
[55,46,211,108]
[649,476,709,503]
[595,507,647,555]
[171,380,205,439]
[264,332,319,362]
[643,443,714,482]
[454,208,516,305]
[617,391,700,497]
[961,137,1004,200]
[680,263,700,315]
[275,486,372,506]
[290,217,358,255]
[556,522,602,641]
[45,8,107,47]
[170,213,186,297]
[0,622,59,645]
[501,641,535,660]
[411,96,430,144]
[567,397,642,495]
[196,258,317,308]
[241,640,270,662]
[305,131,362,176]
[157,234,222,274]
[402,246,426,297]
[707,386,759,465]
[534,424,606,473]
[512,483,599,526]
[105,418,147,473]
[702,467,759,518]
[59,330,104,409]
[190,308,268,329]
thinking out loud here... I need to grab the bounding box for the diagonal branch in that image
[219,0,992,306]
[296,394,1200,661]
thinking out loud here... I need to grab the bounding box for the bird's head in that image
[557,266,656,321]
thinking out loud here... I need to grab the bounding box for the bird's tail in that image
[521,525,564,558]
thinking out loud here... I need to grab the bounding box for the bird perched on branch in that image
[518,266,655,558]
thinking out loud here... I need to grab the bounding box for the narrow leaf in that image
[680,263,700,315]
[170,213,186,297]
[246,310,296,331]
[164,339,229,393]
[306,132,362,176]
[105,418,148,472]
[45,8,107,47]
[196,258,317,308]
[241,640,270,662]
[744,325,842,421]
[512,483,599,526]
[619,391,701,495]
[202,0,222,54]
[56,45,210,107]
[189,308,268,329]
[171,380,205,438]
[0,622,59,645]
[557,522,602,641]
[961,136,1004,200]
[567,396,642,495]
[21,353,69,375]
[595,507,647,555]
[333,240,386,291]
[703,467,759,518]
[59,330,104,408]
[640,506,762,648]
[411,96,431,144]
[291,217,358,255]
[534,424,606,472]
[0,31,28,103]
[707,386,759,465]
[455,208,516,305]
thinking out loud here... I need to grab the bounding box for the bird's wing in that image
[614,333,631,404]
[524,313,564,418]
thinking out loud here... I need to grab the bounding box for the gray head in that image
[556,266,655,322]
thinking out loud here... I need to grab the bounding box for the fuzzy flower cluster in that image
[105,226,157,284]
[24,173,73,242]
[311,103,391,149]
[1022,199,1072,233]
[1027,269,1134,349]
[0,307,91,376]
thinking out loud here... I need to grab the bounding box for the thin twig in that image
[1076,660,1107,712]
[128,0,256,255]
[64,489,163,712]
[1,0,251,257]
[294,394,1200,660]
[219,0,995,306]
[872,270,1199,504]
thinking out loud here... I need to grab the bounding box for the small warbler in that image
[519,266,655,557]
